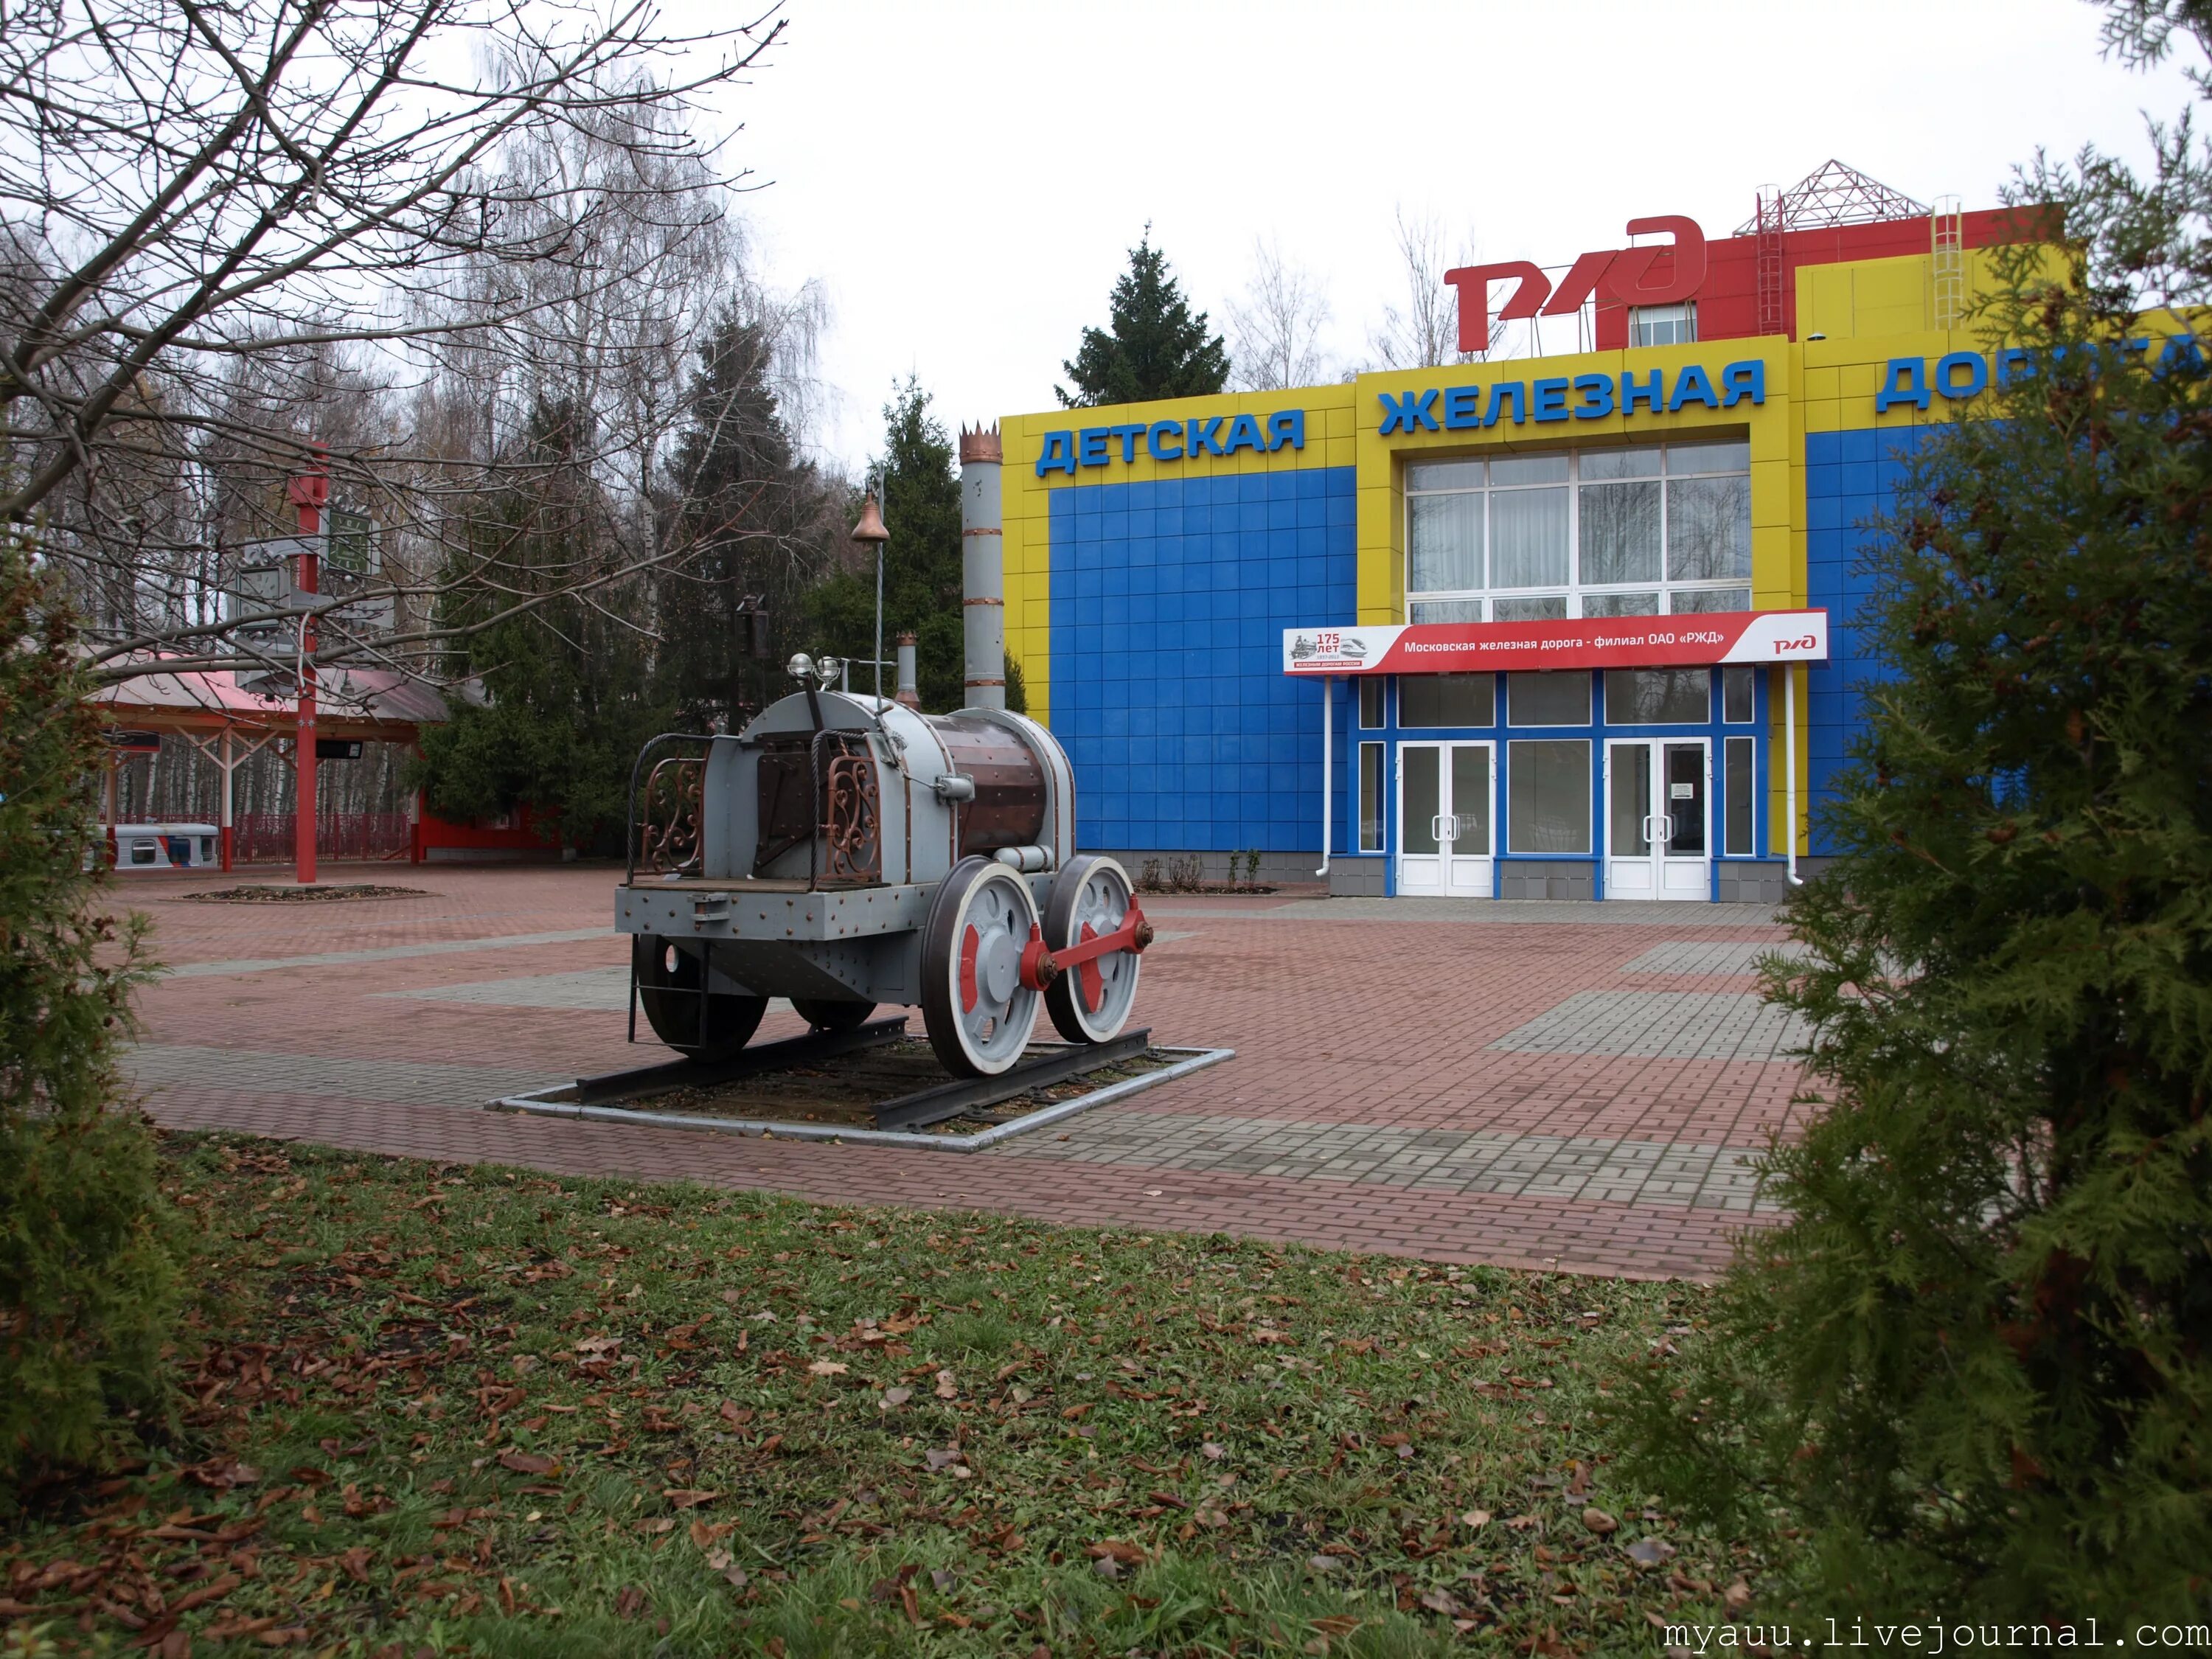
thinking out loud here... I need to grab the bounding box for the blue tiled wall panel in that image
[1048,469,1357,853]
[1801,427,1934,855]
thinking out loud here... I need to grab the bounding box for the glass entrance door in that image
[1397,742,1494,897]
[1604,740,1709,900]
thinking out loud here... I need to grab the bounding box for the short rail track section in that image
[487,1018,1234,1152]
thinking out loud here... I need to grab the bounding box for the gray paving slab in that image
[992,1109,1781,1211]
[378,965,633,1009]
[125,1043,562,1107]
[1487,990,1808,1062]
[1619,940,1806,975]
[165,928,611,979]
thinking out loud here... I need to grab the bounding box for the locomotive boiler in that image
[616,659,1151,1079]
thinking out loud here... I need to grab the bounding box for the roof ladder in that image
[1931,193,1964,330]
[1753,185,1787,338]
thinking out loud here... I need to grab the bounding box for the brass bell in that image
[849,492,889,545]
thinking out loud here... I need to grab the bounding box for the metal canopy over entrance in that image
[1287,611,1828,902]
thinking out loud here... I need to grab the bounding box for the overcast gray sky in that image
[682,0,2202,473]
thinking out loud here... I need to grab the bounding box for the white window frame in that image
[1406,442,1751,623]
[1630,302,1698,347]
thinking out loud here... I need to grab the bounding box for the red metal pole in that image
[288,459,328,885]
[219,728,234,872]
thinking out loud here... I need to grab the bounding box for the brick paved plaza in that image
[122,865,1807,1279]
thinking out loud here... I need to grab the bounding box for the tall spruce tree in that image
[1627,1,2212,1626]
[658,308,830,730]
[1,529,178,1498]
[1057,230,1229,407]
[807,379,979,710]
[409,400,672,852]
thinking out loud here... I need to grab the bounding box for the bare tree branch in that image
[0,0,849,695]
[1366,205,1478,371]
[1227,237,1332,392]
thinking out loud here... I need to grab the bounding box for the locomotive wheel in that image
[632,934,768,1062]
[791,998,877,1032]
[919,856,1043,1077]
[1043,855,1144,1043]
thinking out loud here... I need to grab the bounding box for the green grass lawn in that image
[1,1135,1755,1656]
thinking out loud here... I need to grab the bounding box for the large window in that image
[1604,669,1708,725]
[1400,674,1495,728]
[1407,442,1751,622]
[1507,740,1592,854]
[1506,672,1590,727]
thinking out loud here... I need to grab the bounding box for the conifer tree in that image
[808,379,973,709]
[659,307,833,729]
[1057,230,1230,407]
[1628,1,2212,1624]
[409,401,672,852]
[0,529,178,1498]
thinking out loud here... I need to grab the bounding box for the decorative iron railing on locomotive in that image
[634,754,705,877]
[613,665,1154,1079]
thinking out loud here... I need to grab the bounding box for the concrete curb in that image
[486,1046,1237,1154]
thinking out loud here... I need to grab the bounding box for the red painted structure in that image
[92,665,562,869]
[1449,206,2037,354]
[286,462,328,883]
[1282,610,1830,677]
[411,802,568,864]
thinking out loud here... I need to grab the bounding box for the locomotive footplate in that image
[617,880,938,942]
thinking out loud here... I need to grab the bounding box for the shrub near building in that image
[1627,8,2212,1622]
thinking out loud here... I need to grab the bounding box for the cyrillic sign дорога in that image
[1035,409,1305,477]
[1875,336,2207,411]
[1378,361,1765,434]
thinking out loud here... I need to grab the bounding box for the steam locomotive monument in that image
[614,428,1151,1080]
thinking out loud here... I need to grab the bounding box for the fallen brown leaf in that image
[167,1572,241,1615]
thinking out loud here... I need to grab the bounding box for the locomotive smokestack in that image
[960,423,1004,710]
[894,632,921,709]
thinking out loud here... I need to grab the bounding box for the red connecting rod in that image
[1018,904,1155,992]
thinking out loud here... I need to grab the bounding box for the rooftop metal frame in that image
[1735,160,1932,236]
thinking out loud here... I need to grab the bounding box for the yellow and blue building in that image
[993,181,2044,901]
